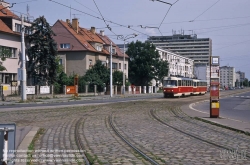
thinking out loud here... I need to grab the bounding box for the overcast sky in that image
[7,0,250,79]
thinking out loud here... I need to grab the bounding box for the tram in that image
[162,76,207,98]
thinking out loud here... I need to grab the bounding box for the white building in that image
[220,66,236,88]
[0,0,31,95]
[156,48,194,78]
[193,64,210,88]
[151,48,194,86]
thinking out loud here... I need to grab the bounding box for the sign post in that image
[210,56,220,118]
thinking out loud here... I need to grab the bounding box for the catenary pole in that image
[110,42,112,97]
[21,15,27,101]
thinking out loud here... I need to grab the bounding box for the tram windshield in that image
[163,80,177,86]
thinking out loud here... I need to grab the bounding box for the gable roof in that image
[0,5,19,19]
[0,18,13,34]
[97,33,129,58]
[56,20,109,55]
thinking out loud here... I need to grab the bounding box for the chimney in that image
[91,27,96,34]
[0,0,10,9]
[72,18,79,33]
[100,30,104,36]
[66,19,70,24]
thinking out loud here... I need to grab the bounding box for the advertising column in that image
[210,56,220,118]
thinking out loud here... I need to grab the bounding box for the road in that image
[192,90,250,123]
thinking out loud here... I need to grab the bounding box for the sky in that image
[6,0,250,79]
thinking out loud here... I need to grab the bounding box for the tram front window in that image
[163,80,177,86]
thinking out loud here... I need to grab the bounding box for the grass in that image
[85,152,103,165]
[27,128,45,165]
[38,96,51,99]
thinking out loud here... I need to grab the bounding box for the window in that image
[178,80,181,86]
[125,64,127,70]
[0,46,16,58]
[112,63,117,69]
[60,43,70,49]
[119,63,121,69]
[112,48,116,54]
[89,59,92,65]
[59,59,63,65]
[96,45,102,51]
[163,80,177,86]
[15,23,22,32]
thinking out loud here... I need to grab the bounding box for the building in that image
[236,71,245,85]
[193,65,210,88]
[220,66,236,88]
[147,33,212,65]
[235,72,240,87]
[0,0,31,85]
[52,19,128,77]
[156,48,194,78]
[151,48,194,86]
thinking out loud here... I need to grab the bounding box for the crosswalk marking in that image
[233,96,250,98]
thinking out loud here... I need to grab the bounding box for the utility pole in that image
[21,15,27,101]
[110,42,112,97]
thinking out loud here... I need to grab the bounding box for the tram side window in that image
[178,80,181,86]
[197,82,200,86]
[194,82,197,87]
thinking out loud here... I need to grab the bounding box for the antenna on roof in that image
[72,13,81,19]
[26,4,29,21]
[70,5,71,21]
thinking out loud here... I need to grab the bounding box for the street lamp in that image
[118,33,138,95]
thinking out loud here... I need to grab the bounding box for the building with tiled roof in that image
[52,18,129,78]
[0,0,31,90]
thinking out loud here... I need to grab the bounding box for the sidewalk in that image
[0,93,163,106]
[181,103,250,134]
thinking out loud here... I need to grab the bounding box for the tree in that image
[126,41,168,86]
[243,78,249,87]
[0,46,11,71]
[83,60,109,92]
[27,16,58,85]
[113,70,123,86]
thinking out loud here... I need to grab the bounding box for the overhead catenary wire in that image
[92,0,117,36]
[48,0,150,37]
[190,0,221,22]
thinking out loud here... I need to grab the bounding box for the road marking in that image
[189,103,250,124]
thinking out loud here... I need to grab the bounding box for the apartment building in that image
[0,0,31,85]
[147,33,212,65]
[156,47,194,78]
[220,66,236,88]
[52,19,128,77]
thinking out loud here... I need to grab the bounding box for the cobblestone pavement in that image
[112,101,250,165]
[0,91,249,165]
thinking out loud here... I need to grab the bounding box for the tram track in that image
[109,112,159,165]
[150,109,250,159]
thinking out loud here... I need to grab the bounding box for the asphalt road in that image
[193,90,250,123]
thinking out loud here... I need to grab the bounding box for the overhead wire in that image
[48,0,149,37]
[190,0,221,22]
[92,0,117,36]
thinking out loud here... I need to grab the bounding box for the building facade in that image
[220,66,236,88]
[147,33,212,65]
[0,1,31,85]
[52,19,128,78]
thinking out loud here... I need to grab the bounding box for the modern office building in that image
[147,33,212,65]
[220,66,236,88]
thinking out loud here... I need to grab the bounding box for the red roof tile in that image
[0,18,13,34]
[0,5,19,19]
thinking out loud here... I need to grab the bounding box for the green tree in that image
[0,46,11,71]
[155,59,169,86]
[126,41,168,86]
[27,16,58,85]
[243,78,249,87]
[113,70,123,86]
[83,60,109,92]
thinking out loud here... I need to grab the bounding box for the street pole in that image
[21,15,27,101]
[110,42,112,97]
[123,41,125,95]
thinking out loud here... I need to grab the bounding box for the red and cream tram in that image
[163,77,207,98]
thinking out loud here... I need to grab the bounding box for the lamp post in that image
[118,33,138,95]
